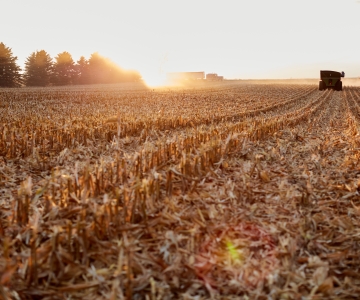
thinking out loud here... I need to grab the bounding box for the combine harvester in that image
[319,70,345,91]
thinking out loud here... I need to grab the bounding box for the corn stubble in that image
[1,83,360,299]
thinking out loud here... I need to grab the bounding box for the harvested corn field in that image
[1,82,360,299]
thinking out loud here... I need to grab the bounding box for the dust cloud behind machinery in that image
[166,71,224,84]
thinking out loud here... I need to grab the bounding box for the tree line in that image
[0,42,142,87]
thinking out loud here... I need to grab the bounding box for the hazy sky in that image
[1,0,359,84]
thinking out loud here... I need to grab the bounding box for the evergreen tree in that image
[52,51,76,85]
[75,56,90,85]
[0,42,22,87]
[88,52,109,84]
[24,50,53,86]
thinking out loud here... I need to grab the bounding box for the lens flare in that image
[225,240,244,265]
[195,221,279,292]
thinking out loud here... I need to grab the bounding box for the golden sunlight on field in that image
[1,82,360,298]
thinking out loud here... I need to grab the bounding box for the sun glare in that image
[143,73,167,88]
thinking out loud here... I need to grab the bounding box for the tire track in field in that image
[302,90,344,134]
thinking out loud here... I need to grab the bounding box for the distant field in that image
[230,77,360,86]
[1,82,360,299]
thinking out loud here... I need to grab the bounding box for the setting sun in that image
[142,72,167,87]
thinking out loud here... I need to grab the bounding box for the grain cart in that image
[319,70,345,91]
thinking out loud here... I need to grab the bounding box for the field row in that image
[0,85,322,161]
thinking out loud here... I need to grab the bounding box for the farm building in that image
[206,73,223,81]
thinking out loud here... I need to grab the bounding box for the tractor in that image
[319,70,345,91]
